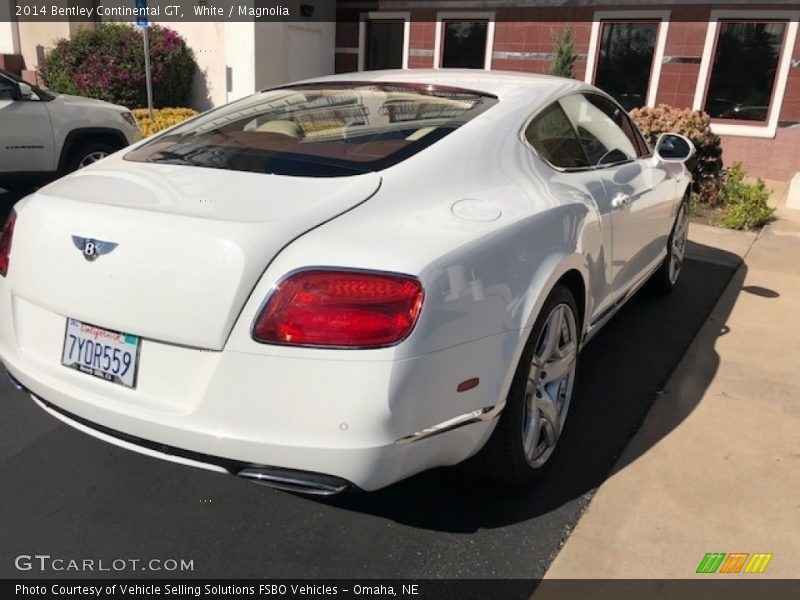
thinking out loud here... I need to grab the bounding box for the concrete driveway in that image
[546,214,800,579]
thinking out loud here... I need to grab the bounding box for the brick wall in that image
[721,129,800,182]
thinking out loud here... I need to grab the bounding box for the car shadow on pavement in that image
[320,243,744,532]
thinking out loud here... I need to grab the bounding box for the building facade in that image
[335,1,800,181]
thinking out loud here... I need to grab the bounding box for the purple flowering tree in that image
[39,23,195,109]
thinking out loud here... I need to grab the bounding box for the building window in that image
[365,21,405,70]
[693,11,799,138]
[434,13,495,70]
[594,22,660,111]
[441,21,488,69]
[358,12,410,71]
[703,21,787,122]
[585,11,670,109]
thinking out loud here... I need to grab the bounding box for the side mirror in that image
[655,133,695,163]
[15,82,33,101]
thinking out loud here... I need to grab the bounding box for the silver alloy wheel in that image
[668,203,690,285]
[77,151,109,168]
[522,303,578,468]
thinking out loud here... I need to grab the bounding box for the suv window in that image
[0,75,16,101]
[0,68,52,101]
[524,102,590,170]
[125,83,497,177]
[559,94,638,167]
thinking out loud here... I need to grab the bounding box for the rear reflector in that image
[0,211,16,278]
[253,269,423,348]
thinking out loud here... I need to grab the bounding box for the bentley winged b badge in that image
[72,236,118,262]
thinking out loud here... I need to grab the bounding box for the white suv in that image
[0,68,141,189]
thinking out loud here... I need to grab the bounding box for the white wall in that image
[224,22,257,103]
[159,21,227,110]
[254,21,336,91]
[0,1,20,54]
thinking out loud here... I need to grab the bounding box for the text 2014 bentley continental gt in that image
[0,70,695,494]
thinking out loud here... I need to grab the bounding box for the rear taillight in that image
[253,269,424,348]
[0,211,16,278]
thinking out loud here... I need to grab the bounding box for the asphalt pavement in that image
[0,243,735,580]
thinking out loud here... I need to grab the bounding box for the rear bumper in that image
[0,293,513,491]
[19,387,354,496]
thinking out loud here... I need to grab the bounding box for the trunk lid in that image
[9,159,381,349]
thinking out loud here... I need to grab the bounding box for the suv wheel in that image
[66,142,117,172]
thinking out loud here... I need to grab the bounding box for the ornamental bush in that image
[132,107,198,137]
[39,23,195,110]
[717,163,774,230]
[630,105,724,206]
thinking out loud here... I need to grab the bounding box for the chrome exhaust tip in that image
[237,467,352,496]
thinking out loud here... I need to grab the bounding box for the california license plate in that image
[61,318,140,388]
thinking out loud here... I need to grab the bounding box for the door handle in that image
[611,193,632,209]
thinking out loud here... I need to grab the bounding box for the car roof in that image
[276,69,589,104]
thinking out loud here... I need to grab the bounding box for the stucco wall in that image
[159,21,227,110]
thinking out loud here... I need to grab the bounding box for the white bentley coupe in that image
[0,70,694,494]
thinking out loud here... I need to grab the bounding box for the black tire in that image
[64,142,117,173]
[652,193,691,294]
[470,284,580,486]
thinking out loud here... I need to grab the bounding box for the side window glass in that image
[524,102,590,170]
[559,94,638,167]
[593,94,651,157]
[0,76,15,101]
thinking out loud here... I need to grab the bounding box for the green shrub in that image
[630,105,724,206]
[549,25,577,79]
[132,107,198,137]
[39,23,195,109]
[716,163,774,230]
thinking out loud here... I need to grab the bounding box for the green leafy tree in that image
[549,25,577,79]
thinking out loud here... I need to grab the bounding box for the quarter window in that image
[703,21,787,122]
[525,103,589,170]
[559,94,639,167]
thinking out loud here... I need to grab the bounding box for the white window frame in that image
[434,11,496,70]
[585,11,671,108]
[693,10,799,138]
[358,11,411,71]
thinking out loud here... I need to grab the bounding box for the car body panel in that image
[0,95,55,171]
[9,163,382,349]
[0,70,692,491]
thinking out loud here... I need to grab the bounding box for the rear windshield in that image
[125,83,497,177]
